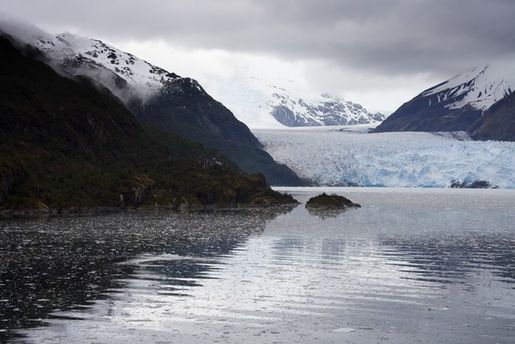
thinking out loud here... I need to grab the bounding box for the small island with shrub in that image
[305,193,361,209]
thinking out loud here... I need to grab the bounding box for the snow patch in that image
[33,33,181,100]
[422,65,515,111]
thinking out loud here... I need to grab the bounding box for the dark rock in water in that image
[306,193,361,209]
[305,193,360,219]
[450,180,499,189]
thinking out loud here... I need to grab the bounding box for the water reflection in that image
[305,207,354,219]
[2,189,515,344]
[0,208,289,341]
[379,234,515,285]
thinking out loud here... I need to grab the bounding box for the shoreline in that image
[0,202,299,221]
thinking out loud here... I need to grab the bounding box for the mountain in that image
[198,75,385,128]
[0,36,297,214]
[470,91,515,141]
[375,65,515,139]
[0,17,304,186]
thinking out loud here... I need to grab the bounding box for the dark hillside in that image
[0,37,296,214]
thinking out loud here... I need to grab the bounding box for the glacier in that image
[254,127,515,188]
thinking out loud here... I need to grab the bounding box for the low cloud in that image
[1,0,514,110]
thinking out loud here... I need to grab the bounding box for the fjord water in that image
[1,188,514,343]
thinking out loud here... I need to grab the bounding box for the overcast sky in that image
[1,0,514,112]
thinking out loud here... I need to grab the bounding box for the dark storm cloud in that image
[1,0,514,76]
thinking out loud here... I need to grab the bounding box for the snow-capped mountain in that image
[35,33,189,101]
[199,75,385,129]
[422,65,513,111]
[376,64,515,135]
[1,15,383,131]
[0,14,186,101]
[0,15,304,185]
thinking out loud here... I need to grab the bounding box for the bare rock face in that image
[470,92,515,142]
[305,193,361,209]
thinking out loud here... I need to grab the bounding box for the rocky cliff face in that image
[269,94,385,127]
[470,92,515,142]
[269,97,385,127]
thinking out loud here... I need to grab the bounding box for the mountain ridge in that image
[0,16,304,185]
[375,64,515,141]
[199,74,385,128]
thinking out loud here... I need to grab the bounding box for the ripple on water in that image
[1,189,514,343]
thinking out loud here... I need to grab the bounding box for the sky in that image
[1,0,514,112]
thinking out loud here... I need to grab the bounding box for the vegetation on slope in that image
[129,77,306,186]
[0,37,297,215]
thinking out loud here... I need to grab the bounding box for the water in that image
[1,188,514,343]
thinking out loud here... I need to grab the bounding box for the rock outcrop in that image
[305,193,361,209]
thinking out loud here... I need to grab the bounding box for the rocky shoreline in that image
[0,199,300,220]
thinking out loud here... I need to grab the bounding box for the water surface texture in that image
[1,188,514,343]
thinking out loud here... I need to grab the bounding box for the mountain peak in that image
[422,64,514,111]
[33,33,184,97]
[0,16,305,185]
[0,16,185,101]
[198,74,385,128]
[375,62,515,137]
